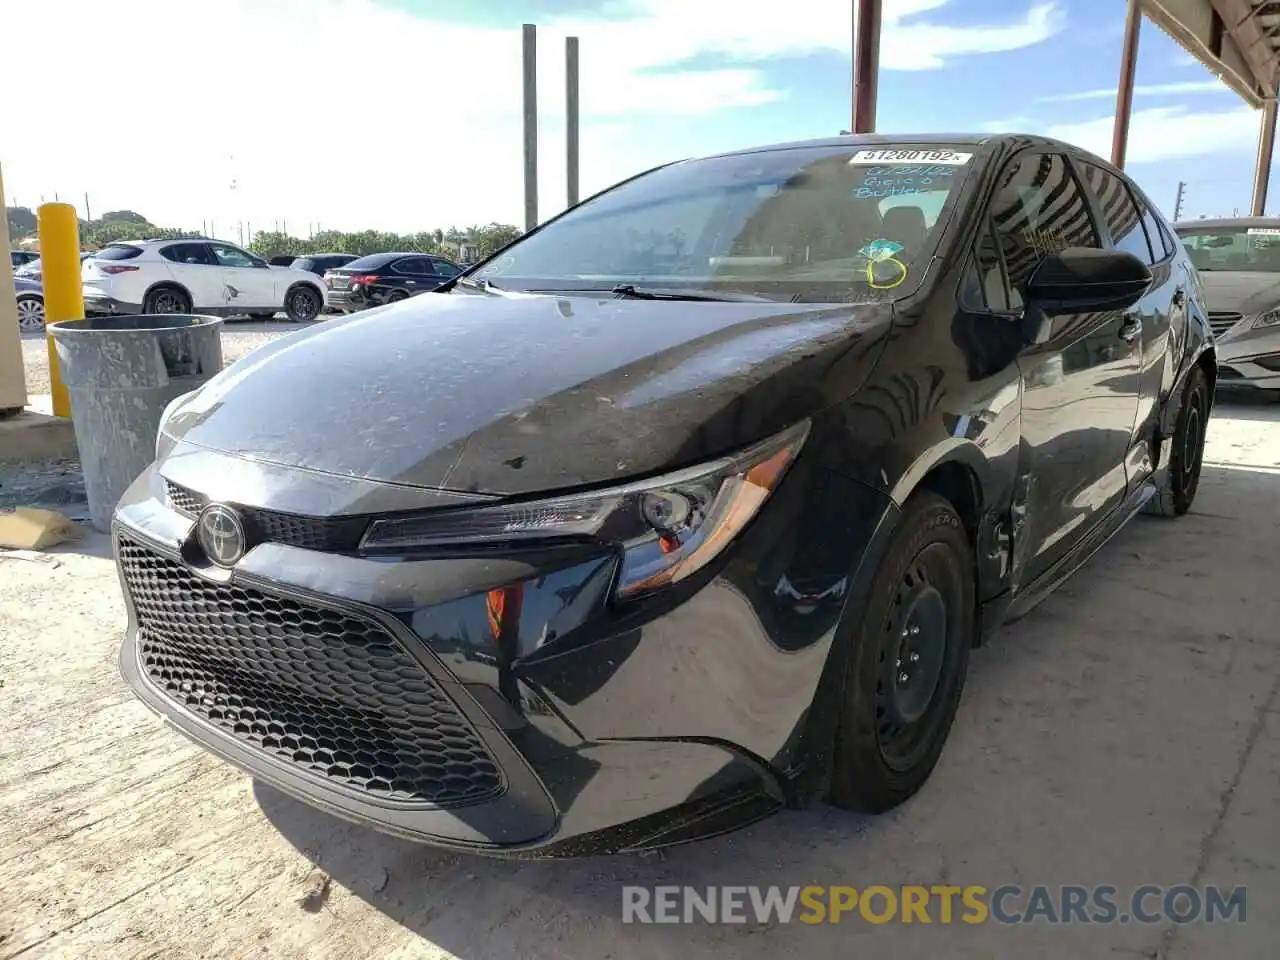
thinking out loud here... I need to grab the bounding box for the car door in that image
[987,151,1142,588]
[159,242,225,309]
[209,242,277,310]
[389,256,435,295]
[1074,158,1177,490]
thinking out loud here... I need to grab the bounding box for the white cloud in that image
[1,0,1064,236]
[1039,80,1231,102]
[1044,105,1261,164]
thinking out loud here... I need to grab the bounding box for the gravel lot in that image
[19,318,301,397]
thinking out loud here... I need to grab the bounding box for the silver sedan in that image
[14,275,44,332]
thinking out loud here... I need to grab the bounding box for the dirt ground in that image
[1,400,1278,959]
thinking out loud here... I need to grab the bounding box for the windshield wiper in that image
[608,284,771,302]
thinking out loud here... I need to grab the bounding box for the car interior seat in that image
[880,205,927,258]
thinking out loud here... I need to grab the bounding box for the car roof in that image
[1173,216,1280,231]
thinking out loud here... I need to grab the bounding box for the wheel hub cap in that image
[888,585,947,725]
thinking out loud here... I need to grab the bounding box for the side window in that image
[161,243,214,265]
[1078,161,1156,264]
[989,152,1102,310]
[962,218,1011,313]
[429,260,460,278]
[210,244,258,268]
[393,257,428,276]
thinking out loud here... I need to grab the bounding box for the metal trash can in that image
[48,314,224,532]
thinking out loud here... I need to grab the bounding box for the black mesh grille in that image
[118,538,504,806]
[164,480,368,551]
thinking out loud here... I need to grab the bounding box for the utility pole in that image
[566,36,580,208]
[522,23,538,232]
[1172,181,1186,221]
[84,192,92,221]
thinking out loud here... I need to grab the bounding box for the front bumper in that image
[1214,321,1280,390]
[112,446,893,855]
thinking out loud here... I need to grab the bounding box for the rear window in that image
[97,244,143,261]
[343,253,399,271]
[292,258,315,270]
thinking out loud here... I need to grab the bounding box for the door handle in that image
[1119,314,1142,343]
[1171,287,1185,307]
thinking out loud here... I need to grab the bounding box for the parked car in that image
[267,255,297,267]
[81,238,326,322]
[323,252,462,312]
[14,275,44,331]
[115,133,1213,857]
[1175,216,1280,398]
[10,250,39,270]
[291,253,359,277]
[15,251,94,282]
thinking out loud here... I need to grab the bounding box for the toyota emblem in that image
[197,504,246,567]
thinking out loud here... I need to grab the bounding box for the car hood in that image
[1198,271,1280,316]
[163,291,888,496]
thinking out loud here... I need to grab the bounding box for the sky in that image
[2,0,1274,241]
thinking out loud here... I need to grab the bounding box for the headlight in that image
[155,389,196,460]
[1254,308,1280,329]
[360,420,810,601]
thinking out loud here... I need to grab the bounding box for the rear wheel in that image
[829,492,974,814]
[285,285,322,323]
[16,294,44,331]
[1145,365,1210,517]
[144,285,190,315]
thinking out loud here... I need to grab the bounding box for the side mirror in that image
[1026,247,1152,315]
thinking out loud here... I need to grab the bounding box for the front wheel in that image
[285,286,322,323]
[16,294,45,331]
[829,492,974,814]
[1144,365,1209,517]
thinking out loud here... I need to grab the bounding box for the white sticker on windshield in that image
[1247,227,1280,235]
[849,149,973,165]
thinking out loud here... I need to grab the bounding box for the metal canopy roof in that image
[1146,0,1280,105]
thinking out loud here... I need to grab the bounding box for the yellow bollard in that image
[37,203,83,418]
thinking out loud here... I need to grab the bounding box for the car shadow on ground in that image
[253,455,1280,958]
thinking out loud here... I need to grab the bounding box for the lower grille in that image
[1208,311,1243,339]
[118,538,504,807]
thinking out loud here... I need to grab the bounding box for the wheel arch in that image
[142,280,193,311]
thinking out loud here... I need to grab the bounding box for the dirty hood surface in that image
[164,291,886,496]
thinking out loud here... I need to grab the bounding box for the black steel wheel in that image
[829,492,974,814]
[285,285,322,323]
[144,286,191,315]
[1144,364,1209,517]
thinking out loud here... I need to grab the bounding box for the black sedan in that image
[113,133,1214,857]
[290,252,359,277]
[323,252,462,312]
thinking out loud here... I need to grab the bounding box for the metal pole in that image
[1251,100,1277,216]
[522,23,539,231]
[37,203,83,418]
[566,36,580,208]
[1112,0,1142,168]
[84,192,92,222]
[852,0,882,134]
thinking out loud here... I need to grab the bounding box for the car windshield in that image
[1177,225,1280,272]
[472,143,976,302]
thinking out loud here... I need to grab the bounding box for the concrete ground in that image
[1,395,1278,958]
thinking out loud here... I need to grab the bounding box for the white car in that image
[81,238,327,322]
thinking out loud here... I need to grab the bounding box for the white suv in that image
[82,238,327,322]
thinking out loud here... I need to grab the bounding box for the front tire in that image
[1144,365,1209,517]
[16,294,45,331]
[829,492,974,814]
[285,285,322,323]
[143,285,191,315]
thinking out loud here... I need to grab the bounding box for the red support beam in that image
[1252,99,1278,215]
[1112,0,1143,169]
[853,0,882,134]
